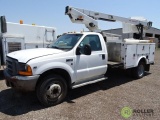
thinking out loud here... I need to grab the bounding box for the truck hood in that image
[7,48,65,63]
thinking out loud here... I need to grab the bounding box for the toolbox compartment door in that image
[124,44,137,68]
[149,44,155,63]
[137,44,150,54]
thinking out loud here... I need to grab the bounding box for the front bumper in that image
[4,69,40,91]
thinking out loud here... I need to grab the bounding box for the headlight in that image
[18,63,32,76]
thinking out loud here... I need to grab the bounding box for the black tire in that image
[133,62,145,79]
[36,74,67,107]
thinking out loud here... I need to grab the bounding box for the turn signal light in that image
[19,65,32,76]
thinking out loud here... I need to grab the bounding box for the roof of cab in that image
[66,31,101,35]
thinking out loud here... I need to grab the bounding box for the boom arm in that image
[65,6,99,32]
[65,6,152,39]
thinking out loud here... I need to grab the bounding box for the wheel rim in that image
[46,83,62,100]
[138,64,144,77]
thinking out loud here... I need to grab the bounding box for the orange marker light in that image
[77,16,83,20]
[19,65,32,76]
[20,20,23,24]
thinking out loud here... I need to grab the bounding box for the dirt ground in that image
[0,49,160,120]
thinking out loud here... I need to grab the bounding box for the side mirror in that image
[83,44,91,55]
[76,46,81,55]
[76,44,91,55]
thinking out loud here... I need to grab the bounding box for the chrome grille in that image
[6,56,18,76]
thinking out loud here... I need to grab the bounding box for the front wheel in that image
[133,62,145,79]
[36,75,67,107]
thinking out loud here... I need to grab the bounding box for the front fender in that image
[33,62,75,81]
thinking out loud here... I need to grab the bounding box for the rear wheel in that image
[36,74,67,107]
[133,62,145,79]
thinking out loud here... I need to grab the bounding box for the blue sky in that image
[0,0,160,36]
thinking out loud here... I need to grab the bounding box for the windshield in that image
[49,34,83,50]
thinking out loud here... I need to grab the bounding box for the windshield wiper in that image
[52,46,71,51]
[52,46,60,49]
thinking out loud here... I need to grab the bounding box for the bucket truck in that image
[3,6,155,107]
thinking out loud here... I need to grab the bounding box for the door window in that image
[79,35,102,53]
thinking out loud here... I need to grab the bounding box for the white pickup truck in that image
[4,32,155,106]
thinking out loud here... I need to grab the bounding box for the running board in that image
[72,77,107,89]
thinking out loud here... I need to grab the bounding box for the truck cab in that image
[4,32,108,106]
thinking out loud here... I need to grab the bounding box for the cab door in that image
[75,34,107,83]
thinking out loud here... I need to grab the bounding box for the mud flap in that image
[145,64,150,71]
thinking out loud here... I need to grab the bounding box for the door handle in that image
[100,54,105,60]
